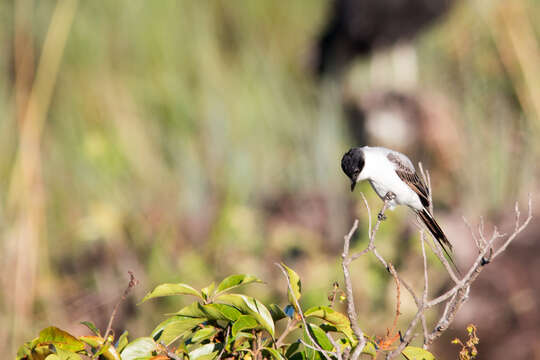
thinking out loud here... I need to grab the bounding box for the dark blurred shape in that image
[344,90,462,205]
[262,191,356,253]
[262,192,330,240]
[314,0,455,76]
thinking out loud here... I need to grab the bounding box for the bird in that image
[341,146,459,273]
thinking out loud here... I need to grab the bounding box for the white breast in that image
[361,147,424,210]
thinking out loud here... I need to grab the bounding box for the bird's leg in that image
[378,192,396,221]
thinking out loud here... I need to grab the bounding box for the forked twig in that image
[341,185,532,360]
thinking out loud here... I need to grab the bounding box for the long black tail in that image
[417,209,461,275]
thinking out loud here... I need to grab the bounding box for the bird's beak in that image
[350,181,356,192]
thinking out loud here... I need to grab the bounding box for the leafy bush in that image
[16,266,434,360]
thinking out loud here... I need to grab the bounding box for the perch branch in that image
[342,181,532,360]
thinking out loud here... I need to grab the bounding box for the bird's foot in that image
[384,192,397,201]
[378,212,387,221]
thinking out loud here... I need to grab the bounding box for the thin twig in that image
[463,216,482,251]
[93,271,138,359]
[342,189,532,359]
[424,236,460,284]
[104,271,138,339]
[275,318,299,348]
[387,264,401,335]
[216,326,230,360]
[166,350,183,360]
[360,192,373,236]
[420,232,429,304]
[326,332,344,360]
[341,220,367,360]
[276,264,333,360]
[418,231,430,348]
[299,340,339,358]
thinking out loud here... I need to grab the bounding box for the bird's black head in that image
[341,148,365,191]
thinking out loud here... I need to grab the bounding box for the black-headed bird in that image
[341,146,459,273]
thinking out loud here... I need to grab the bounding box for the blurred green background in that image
[1,0,539,358]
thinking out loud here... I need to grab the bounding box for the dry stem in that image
[93,271,138,359]
[340,190,532,360]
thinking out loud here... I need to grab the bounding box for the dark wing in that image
[387,153,430,208]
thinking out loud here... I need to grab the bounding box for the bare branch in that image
[420,232,429,303]
[275,318,299,349]
[493,195,532,258]
[103,271,138,339]
[93,271,138,359]
[299,340,339,358]
[341,189,532,359]
[326,333,344,360]
[360,192,372,236]
[463,216,482,251]
[387,264,401,333]
[341,220,367,360]
[423,236,460,284]
[420,232,430,348]
[216,326,230,360]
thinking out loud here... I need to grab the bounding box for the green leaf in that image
[306,324,333,351]
[16,338,40,360]
[151,316,205,345]
[173,302,209,318]
[279,264,302,311]
[402,346,436,360]
[304,306,357,346]
[79,335,103,348]
[268,304,287,322]
[79,337,122,360]
[120,337,156,360]
[201,282,216,300]
[210,304,243,321]
[190,326,217,343]
[262,347,286,360]
[38,327,85,353]
[285,341,301,358]
[216,274,263,295]
[94,343,121,360]
[231,331,255,341]
[116,331,129,353]
[139,283,203,303]
[47,348,83,360]
[289,352,307,360]
[189,343,219,360]
[302,324,333,360]
[232,315,259,336]
[173,302,242,321]
[80,321,100,336]
[361,341,377,358]
[216,294,275,337]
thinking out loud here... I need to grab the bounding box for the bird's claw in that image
[378,212,387,221]
[384,192,397,201]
